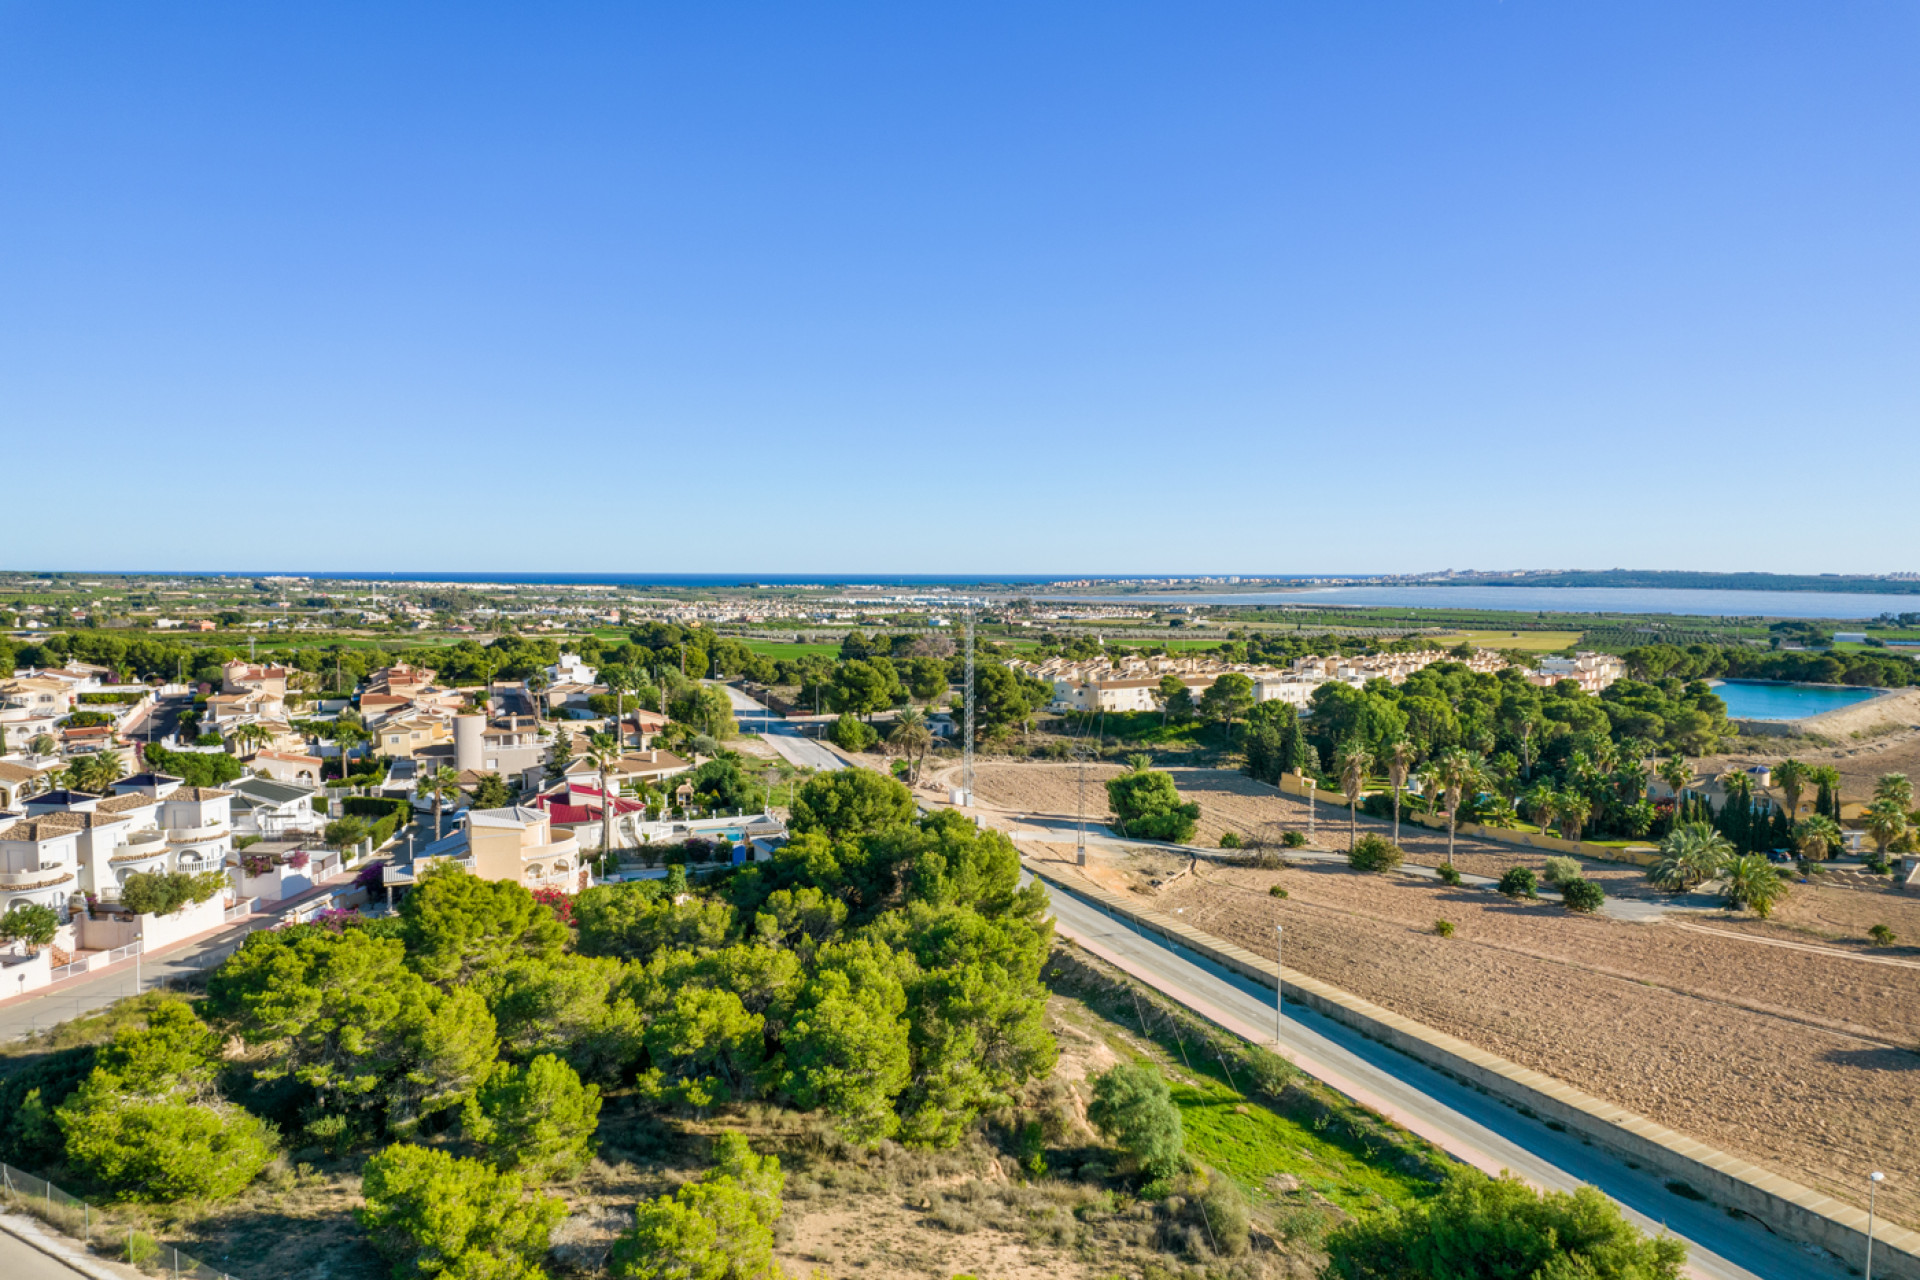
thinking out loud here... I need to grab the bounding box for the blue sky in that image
[2,2,1914,575]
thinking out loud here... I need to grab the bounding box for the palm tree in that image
[1874,772,1914,811]
[1337,741,1374,853]
[1522,783,1558,838]
[1720,854,1787,919]
[1556,792,1592,845]
[325,721,367,782]
[1434,749,1479,868]
[1648,823,1733,892]
[585,732,622,858]
[1864,798,1910,860]
[1656,756,1694,814]
[526,672,550,721]
[1413,766,1441,817]
[421,765,463,842]
[1771,758,1811,822]
[93,748,126,792]
[887,709,933,785]
[1793,814,1843,862]
[1385,739,1415,845]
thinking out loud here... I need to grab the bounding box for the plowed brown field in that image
[979,761,1920,1227]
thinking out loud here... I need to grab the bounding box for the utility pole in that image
[1275,925,1285,1043]
[1867,1171,1885,1280]
[1075,739,1087,867]
[962,611,976,806]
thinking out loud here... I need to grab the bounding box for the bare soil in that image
[1027,835,1920,1229]
[1693,696,1920,806]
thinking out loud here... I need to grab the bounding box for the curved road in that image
[713,683,846,772]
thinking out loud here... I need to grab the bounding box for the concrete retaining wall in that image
[1029,862,1920,1279]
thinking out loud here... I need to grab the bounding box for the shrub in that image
[1218,830,1242,849]
[1869,924,1897,947]
[1322,1166,1686,1279]
[828,713,879,752]
[56,1004,276,1202]
[1541,856,1580,886]
[0,903,59,952]
[789,768,915,839]
[1434,920,1455,938]
[1268,885,1289,899]
[1436,863,1461,886]
[357,1145,565,1279]
[1721,854,1787,919]
[1281,830,1307,849]
[1348,834,1403,874]
[1086,1062,1184,1182]
[465,1054,602,1180]
[612,1133,784,1280]
[1559,878,1606,914]
[1106,770,1201,844]
[1497,867,1538,899]
[120,870,227,917]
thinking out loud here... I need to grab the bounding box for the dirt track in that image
[976,761,1920,1228]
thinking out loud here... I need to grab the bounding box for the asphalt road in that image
[0,1224,91,1279]
[0,914,272,1044]
[714,683,846,772]
[1038,872,1855,1280]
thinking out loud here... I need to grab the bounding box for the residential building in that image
[559,748,690,794]
[251,748,325,786]
[0,760,62,810]
[0,816,84,917]
[374,715,454,760]
[1528,652,1628,695]
[1,677,77,718]
[546,653,598,687]
[400,805,586,894]
[228,777,322,839]
[220,661,291,698]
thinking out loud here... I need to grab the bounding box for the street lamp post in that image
[1274,925,1285,1044]
[1867,1171,1884,1280]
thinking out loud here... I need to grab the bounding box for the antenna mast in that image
[962,610,976,805]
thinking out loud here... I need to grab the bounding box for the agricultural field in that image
[1428,629,1584,652]
[974,761,1920,1230]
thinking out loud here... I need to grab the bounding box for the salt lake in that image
[1710,680,1883,721]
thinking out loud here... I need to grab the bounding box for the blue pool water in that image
[1712,680,1882,721]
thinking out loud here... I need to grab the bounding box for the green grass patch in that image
[1170,1079,1435,1217]
[737,640,842,660]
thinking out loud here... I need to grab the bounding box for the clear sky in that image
[2,2,1914,576]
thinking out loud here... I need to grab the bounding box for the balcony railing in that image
[167,821,228,843]
[123,828,167,847]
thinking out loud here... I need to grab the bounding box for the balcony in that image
[519,834,580,863]
[167,821,228,843]
[122,828,167,848]
[175,851,227,874]
[0,867,75,891]
[110,843,170,865]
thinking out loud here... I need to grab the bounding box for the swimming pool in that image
[1711,680,1882,721]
